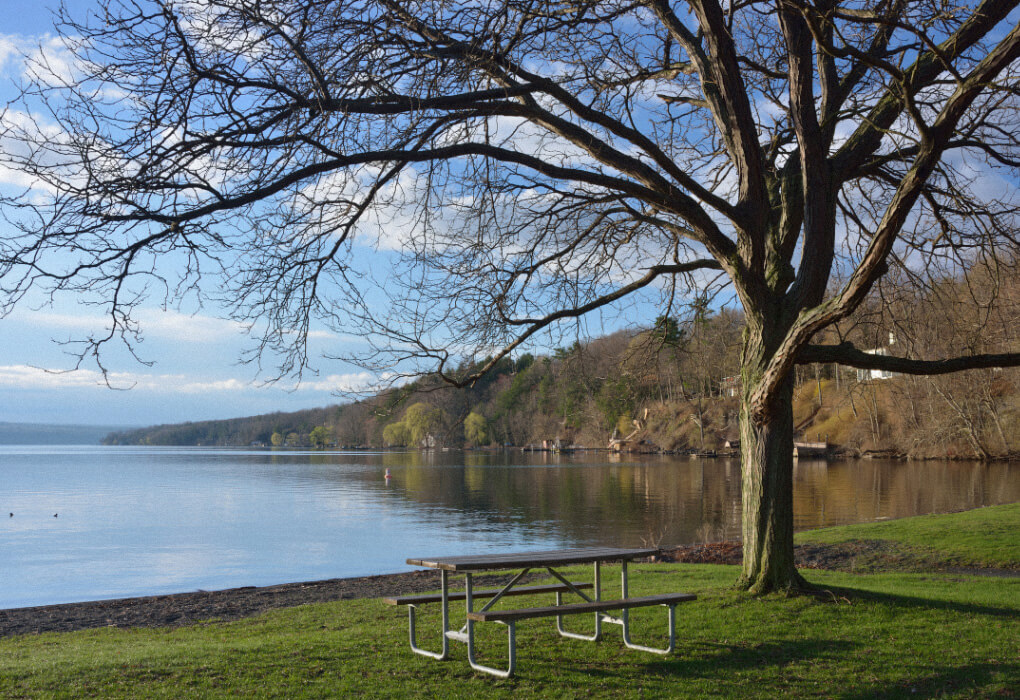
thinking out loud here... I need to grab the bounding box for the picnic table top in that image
[406,546,660,571]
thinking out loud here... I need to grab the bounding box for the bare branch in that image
[800,342,1020,374]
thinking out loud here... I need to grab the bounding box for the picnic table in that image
[383,546,696,677]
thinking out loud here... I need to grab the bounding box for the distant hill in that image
[98,308,1020,460]
[102,406,346,447]
[0,422,132,445]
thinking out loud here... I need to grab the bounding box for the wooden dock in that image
[793,441,829,458]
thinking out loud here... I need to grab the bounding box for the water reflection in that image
[285,450,1019,546]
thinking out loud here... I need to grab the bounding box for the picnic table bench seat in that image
[382,582,594,606]
[466,592,696,622]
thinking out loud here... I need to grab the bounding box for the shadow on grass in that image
[584,638,858,679]
[808,584,1019,619]
[837,661,1019,699]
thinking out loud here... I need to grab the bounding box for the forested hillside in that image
[105,262,1020,460]
[0,423,127,445]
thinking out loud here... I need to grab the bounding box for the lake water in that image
[2,446,1018,609]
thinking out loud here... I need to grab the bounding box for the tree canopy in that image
[464,410,489,446]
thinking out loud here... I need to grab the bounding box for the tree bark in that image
[738,374,807,594]
[738,306,807,595]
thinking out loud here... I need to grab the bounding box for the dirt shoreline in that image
[3,541,1014,638]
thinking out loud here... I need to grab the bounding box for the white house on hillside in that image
[857,332,898,381]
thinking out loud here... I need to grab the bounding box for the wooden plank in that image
[406,547,660,571]
[466,593,697,622]
[381,582,594,606]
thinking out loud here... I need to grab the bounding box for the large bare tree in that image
[3,0,1020,592]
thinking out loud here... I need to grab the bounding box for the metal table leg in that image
[465,571,518,678]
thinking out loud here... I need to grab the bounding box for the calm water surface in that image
[2,446,1017,609]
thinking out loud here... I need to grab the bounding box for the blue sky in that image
[0,1,380,426]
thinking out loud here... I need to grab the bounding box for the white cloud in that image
[0,35,20,74]
[0,364,378,394]
[0,108,68,192]
[0,364,224,392]
[135,309,250,343]
[0,364,103,390]
[299,371,381,393]
[0,32,80,86]
[24,35,81,86]
[9,308,250,343]
[292,164,429,252]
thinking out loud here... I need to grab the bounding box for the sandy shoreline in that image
[4,540,1012,638]
[0,569,460,638]
[0,543,741,637]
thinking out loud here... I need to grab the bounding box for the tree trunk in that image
[737,375,807,594]
[697,395,706,449]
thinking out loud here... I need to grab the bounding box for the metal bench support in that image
[621,603,677,654]
[407,569,450,660]
[619,560,676,654]
[554,562,602,642]
[464,562,688,676]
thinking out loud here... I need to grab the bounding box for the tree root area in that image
[661,539,1019,579]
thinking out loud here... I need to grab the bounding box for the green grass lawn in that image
[2,506,1018,698]
[796,502,1020,569]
